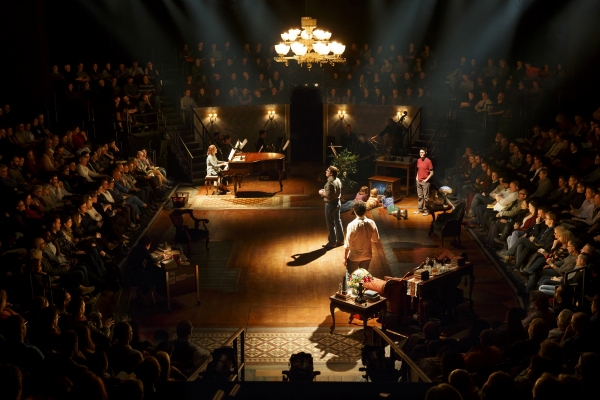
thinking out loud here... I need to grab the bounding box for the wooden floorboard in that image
[127,165,519,333]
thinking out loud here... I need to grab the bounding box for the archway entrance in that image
[290,86,323,163]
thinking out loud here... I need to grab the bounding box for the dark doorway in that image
[290,86,323,163]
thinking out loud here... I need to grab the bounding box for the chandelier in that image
[274,17,346,70]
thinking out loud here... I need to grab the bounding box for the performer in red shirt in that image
[415,148,434,216]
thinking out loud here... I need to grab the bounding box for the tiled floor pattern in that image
[189,328,384,381]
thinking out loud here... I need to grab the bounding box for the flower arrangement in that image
[347,268,373,291]
[437,186,453,205]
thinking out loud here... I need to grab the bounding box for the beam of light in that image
[546,0,600,69]
[432,0,531,63]
[466,0,533,62]
[187,0,230,44]
[370,0,438,49]
[162,0,195,43]
[237,0,280,46]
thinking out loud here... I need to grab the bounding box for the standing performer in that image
[344,200,380,272]
[370,116,407,155]
[319,166,344,248]
[415,148,434,216]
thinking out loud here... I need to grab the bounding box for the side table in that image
[329,295,387,343]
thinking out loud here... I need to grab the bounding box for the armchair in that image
[563,265,588,308]
[364,276,403,316]
[169,209,210,257]
[432,202,466,247]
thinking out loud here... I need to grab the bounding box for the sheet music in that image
[258,145,263,153]
[235,140,240,148]
[282,140,290,151]
[240,139,248,149]
[228,148,236,161]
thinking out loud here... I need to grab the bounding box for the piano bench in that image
[205,176,220,195]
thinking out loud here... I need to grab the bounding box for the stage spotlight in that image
[359,344,400,382]
[201,346,236,381]
[282,352,320,381]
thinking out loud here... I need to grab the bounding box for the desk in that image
[329,295,387,343]
[401,263,474,326]
[374,157,416,196]
[164,263,201,312]
[154,247,201,312]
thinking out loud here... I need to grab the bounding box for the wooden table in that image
[164,263,201,312]
[374,157,416,196]
[401,263,474,327]
[329,295,387,343]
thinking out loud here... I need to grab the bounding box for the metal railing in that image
[186,327,246,382]
[427,114,450,159]
[162,111,194,174]
[128,111,160,134]
[372,326,431,383]
[406,107,422,147]
[191,108,215,152]
[222,327,246,382]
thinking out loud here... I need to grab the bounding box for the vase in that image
[355,282,366,304]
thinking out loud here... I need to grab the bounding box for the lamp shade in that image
[275,43,290,55]
[290,42,307,55]
[313,43,330,55]
[331,42,345,55]
[288,29,300,40]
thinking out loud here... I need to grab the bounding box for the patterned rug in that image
[186,194,306,209]
[188,328,406,381]
[191,328,366,363]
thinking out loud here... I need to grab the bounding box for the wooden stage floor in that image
[131,166,519,336]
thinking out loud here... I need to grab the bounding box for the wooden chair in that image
[169,209,210,257]
[115,263,155,312]
[432,202,467,247]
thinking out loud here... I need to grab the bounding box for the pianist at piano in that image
[206,144,230,192]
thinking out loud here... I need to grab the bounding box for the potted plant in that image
[329,149,358,190]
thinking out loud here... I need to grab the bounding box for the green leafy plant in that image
[329,149,358,189]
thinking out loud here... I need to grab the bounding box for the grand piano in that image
[222,152,286,195]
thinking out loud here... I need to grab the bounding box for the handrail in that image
[130,111,161,133]
[191,108,216,152]
[222,327,245,382]
[427,114,450,158]
[372,327,431,383]
[406,107,422,148]
[162,111,194,174]
[186,327,246,382]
